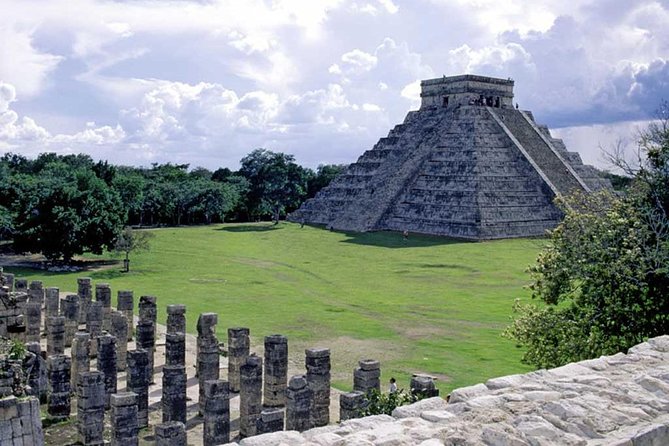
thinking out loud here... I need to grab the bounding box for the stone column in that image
[166,304,186,334]
[166,332,185,367]
[28,280,44,305]
[353,359,381,394]
[136,320,156,384]
[77,371,105,446]
[239,354,262,438]
[197,313,219,414]
[25,302,41,343]
[2,272,14,291]
[156,421,186,446]
[111,392,139,446]
[97,332,117,409]
[14,278,28,293]
[46,316,65,355]
[95,283,112,332]
[86,301,103,357]
[26,342,47,403]
[77,277,92,324]
[45,287,60,333]
[139,295,157,325]
[410,375,439,398]
[228,327,250,393]
[47,354,71,420]
[305,347,331,428]
[340,391,366,421]
[286,375,312,432]
[257,408,285,435]
[138,295,157,383]
[162,364,187,424]
[71,331,91,392]
[264,334,288,407]
[117,290,134,340]
[203,380,230,446]
[126,349,150,428]
[111,310,128,371]
[61,294,79,347]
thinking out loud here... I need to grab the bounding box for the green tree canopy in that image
[239,149,309,223]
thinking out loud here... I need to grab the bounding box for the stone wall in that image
[222,335,669,445]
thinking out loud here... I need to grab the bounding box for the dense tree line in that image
[0,149,345,261]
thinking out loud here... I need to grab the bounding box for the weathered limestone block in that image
[0,395,45,446]
[264,334,288,407]
[95,283,112,332]
[25,342,47,403]
[139,295,157,325]
[46,316,65,355]
[257,407,285,435]
[410,375,439,398]
[197,312,220,415]
[25,302,41,343]
[77,277,92,324]
[117,290,134,340]
[97,332,117,409]
[86,301,104,357]
[127,349,151,428]
[166,304,186,334]
[47,354,71,420]
[61,294,79,347]
[111,310,128,371]
[286,375,312,432]
[353,359,380,394]
[111,392,139,446]
[306,347,331,428]
[203,379,230,446]
[71,331,91,392]
[27,280,44,305]
[136,320,156,384]
[166,332,186,366]
[263,334,288,407]
[340,391,366,421]
[239,354,263,438]
[77,371,105,446]
[14,278,28,293]
[156,421,187,446]
[2,272,14,291]
[162,364,187,424]
[45,287,60,333]
[228,327,250,393]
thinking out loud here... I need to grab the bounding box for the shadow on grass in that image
[339,230,467,249]
[215,223,281,233]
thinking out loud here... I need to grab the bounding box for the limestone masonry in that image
[289,74,611,239]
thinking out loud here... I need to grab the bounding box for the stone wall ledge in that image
[223,335,669,446]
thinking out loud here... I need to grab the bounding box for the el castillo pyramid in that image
[289,74,611,239]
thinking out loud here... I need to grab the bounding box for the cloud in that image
[0,27,63,97]
[340,49,378,74]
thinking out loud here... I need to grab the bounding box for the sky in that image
[0,0,668,171]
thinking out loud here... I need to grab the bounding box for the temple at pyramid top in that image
[289,74,611,240]
[420,74,514,109]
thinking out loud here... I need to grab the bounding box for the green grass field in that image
[4,222,546,393]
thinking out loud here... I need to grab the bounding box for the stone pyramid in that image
[289,74,611,239]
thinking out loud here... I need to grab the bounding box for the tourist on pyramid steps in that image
[389,377,398,394]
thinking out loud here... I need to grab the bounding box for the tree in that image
[11,166,125,262]
[307,164,346,198]
[239,149,309,223]
[504,106,669,368]
[114,227,154,272]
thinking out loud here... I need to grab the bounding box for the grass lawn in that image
[3,222,546,394]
